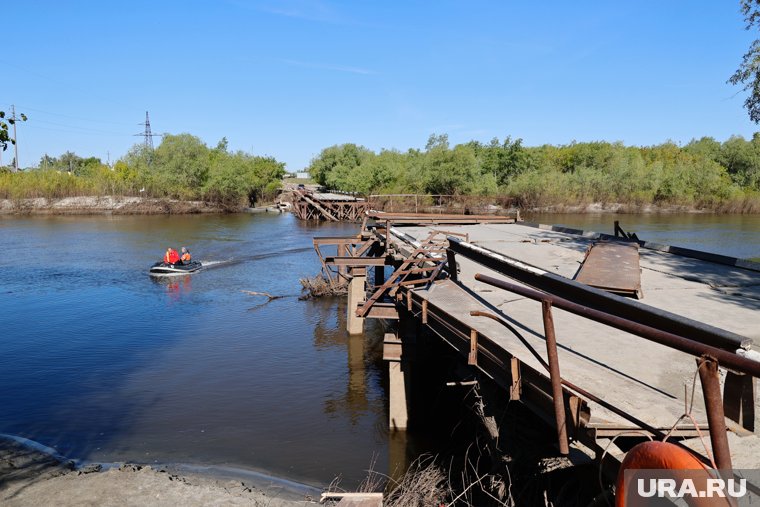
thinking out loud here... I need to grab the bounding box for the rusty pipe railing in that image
[475,273,758,470]
[470,310,668,439]
[474,274,760,379]
[541,300,570,455]
[698,356,733,470]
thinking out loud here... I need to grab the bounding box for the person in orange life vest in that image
[180,247,191,264]
[164,247,180,265]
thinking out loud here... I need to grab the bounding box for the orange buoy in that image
[615,441,732,506]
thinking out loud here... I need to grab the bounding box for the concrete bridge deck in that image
[389,222,760,468]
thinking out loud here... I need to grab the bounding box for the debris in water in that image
[299,275,347,299]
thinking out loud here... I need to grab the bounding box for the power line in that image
[11,104,134,127]
[23,124,128,137]
[25,118,129,136]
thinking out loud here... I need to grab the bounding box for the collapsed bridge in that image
[310,210,760,500]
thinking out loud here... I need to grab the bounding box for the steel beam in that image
[324,256,392,266]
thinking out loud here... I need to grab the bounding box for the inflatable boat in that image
[149,260,202,275]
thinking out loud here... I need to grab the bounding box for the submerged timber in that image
[310,209,760,503]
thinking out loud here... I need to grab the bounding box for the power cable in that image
[13,104,134,127]
[25,118,130,136]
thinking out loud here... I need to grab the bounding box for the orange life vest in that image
[165,249,179,264]
[181,252,191,262]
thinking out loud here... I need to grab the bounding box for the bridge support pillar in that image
[347,267,366,335]
[384,332,410,430]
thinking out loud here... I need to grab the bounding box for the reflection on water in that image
[151,274,194,301]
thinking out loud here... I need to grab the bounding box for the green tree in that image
[204,152,285,208]
[152,134,211,197]
[719,135,760,188]
[307,143,372,188]
[0,109,27,153]
[730,0,760,122]
[472,136,531,185]
[422,142,479,195]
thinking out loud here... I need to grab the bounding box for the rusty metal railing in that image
[473,273,760,470]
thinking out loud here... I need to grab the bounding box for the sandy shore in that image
[0,437,322,506]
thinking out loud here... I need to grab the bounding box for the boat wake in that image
[196,259,229,268]
[201,247,314,268]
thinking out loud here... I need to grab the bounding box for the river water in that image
[526,212,760,261]
[0,212,758,489]
[0,213,390,488]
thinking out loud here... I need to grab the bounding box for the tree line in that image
[4,131,760,212]
[0,133,286,209]
[307,134,760,211]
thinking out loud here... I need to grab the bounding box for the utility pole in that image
[11,105,19,172]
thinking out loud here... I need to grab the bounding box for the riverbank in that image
[0,436,320,506]
[523,201,712,214]
[1,194,755,216]
[0,196,228,215]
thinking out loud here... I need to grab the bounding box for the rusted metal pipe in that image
[470,310,667,438]
[542,300,570,455]
[698,356,733,470]
[474,274,760,379]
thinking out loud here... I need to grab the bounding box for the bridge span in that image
[311,211,760,497]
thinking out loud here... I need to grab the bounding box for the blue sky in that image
[2,1,758,170]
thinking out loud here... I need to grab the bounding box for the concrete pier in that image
[346,267,366,334]
[383,332,409,430]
